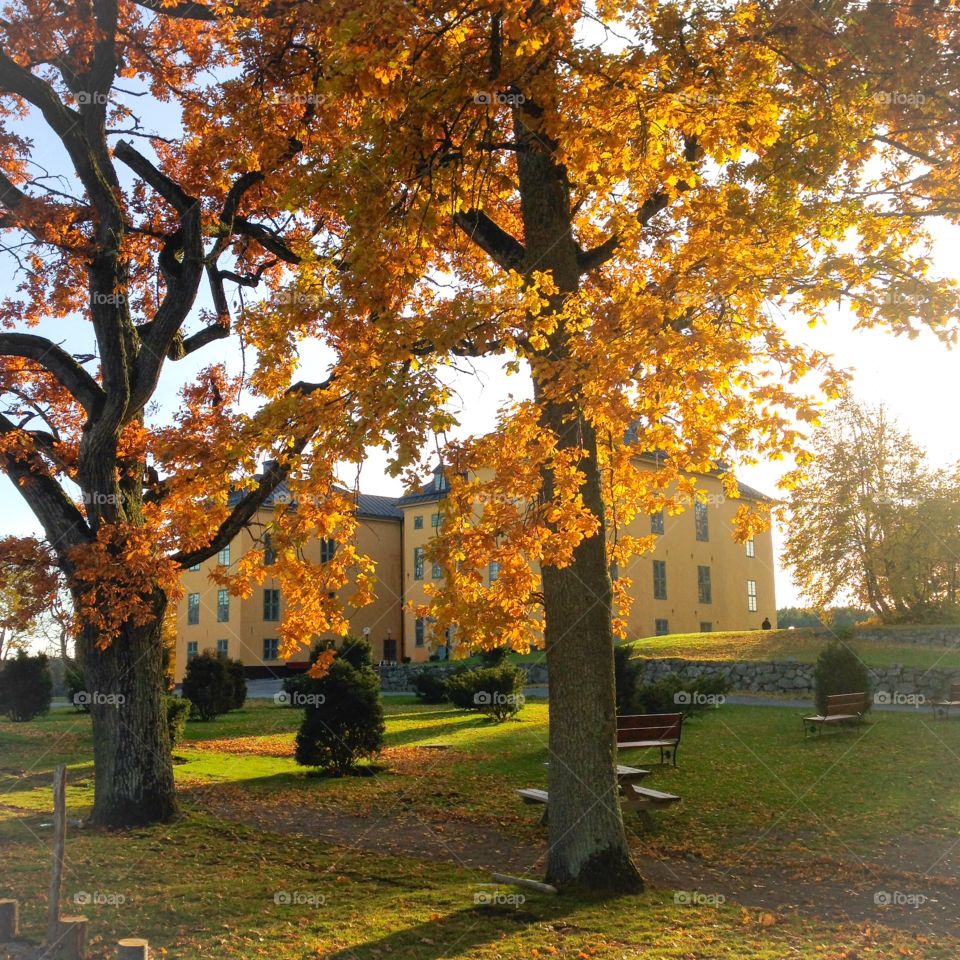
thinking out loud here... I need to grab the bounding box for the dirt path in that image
[192,789,960,937]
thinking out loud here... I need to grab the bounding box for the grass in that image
[625,627,960,670]
[2,699,959,958]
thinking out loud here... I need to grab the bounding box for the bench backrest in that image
[825,692,866,716]
[949,681,960,701]
[616,713,683,743]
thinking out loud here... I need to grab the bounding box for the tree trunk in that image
[539,405,643,892]
[79,589,177,827]
[512,90,642,892]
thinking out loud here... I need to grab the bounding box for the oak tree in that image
[211,0,960,889]
[0,0,439,825]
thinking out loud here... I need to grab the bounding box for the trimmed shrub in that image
[182,651,234,721]
[633,672,729,718]
[614,646,639,714]
[295,652,385,775]
[410,669,450,704]
[165,696,192,747]
[478,646,509,667]
[338,636,373,671]
[445,664,526,722]
[226,657,247,710]
[0,651,53,722]
[813,639,871,715]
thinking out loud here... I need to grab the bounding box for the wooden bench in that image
[517,784,680,828]
[932,681,960,719]
[616,713,683,766]
[802,692,867,737]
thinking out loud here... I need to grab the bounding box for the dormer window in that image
[433,471,446,492]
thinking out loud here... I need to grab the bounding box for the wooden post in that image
[47,764,67,946]
[117,938,150,960]
[0,899,19,941]
[54,916,87,960]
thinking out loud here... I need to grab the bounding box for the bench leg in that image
[539,807,548,827]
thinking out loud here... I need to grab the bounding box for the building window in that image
[431,513,441,528]
[188,563,200,572]
[747,579,758,612]
[263,638,279,660]
[415,617,425,647]
[320,538,336,563]
[697,565,712,604]
[414,515,424,530]
[413,547,424,580]
[431,559,442,580]
[700,622,713,633]
[694,500,709,541]
[263,533,276,565]
[653,559,667,600]
[655,618,669,636]
[187,641,198,661]
[489,561,500,583]
[217,589,230,622]
[746,537,755,558]
[187,593,200,625]
[216,639,228,656]
[263,588,280,621]
[218,543,231,566]
[651,509,665,535]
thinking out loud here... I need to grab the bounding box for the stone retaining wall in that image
[853,626,960,647]
[380,657,959,701]
[633,656,959,700]
[378,661,548,692]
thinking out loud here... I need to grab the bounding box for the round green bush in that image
[410,669,450,704]
[813,638,871,714]
[182,651,234,721]
[294,655,385,775]
[444,664,526,722]
[165,695,192,747]
[0,651,53,722]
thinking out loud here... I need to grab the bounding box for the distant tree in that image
[784,400,960,623]
[0,538,60,661]
[0,651,53,721]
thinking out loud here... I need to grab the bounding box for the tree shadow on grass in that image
[322,900,574,960]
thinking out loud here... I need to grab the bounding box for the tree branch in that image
[453,209,525,271]
[0,333,104,413]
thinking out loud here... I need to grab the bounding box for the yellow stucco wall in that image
[174,512,403,682]
[399,466,776,661]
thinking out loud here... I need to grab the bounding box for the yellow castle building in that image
[174,458,776,681]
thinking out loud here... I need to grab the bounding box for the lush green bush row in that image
[410,663,526,721]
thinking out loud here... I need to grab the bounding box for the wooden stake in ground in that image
[47,765,66,945]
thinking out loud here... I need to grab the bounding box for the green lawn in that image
[2,700,958,958]
[625,627,960,670]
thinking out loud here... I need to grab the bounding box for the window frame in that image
[652,559,667,600]
[263,588,280,622]
[187,592,200,625]
[694,500,709,541]
[697,565,712,604]
[216,588,230,623]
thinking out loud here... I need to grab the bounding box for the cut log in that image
[0,899,19,941]
[489,873,558,895]
[54,916,88,960]
[117,938,150,960]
